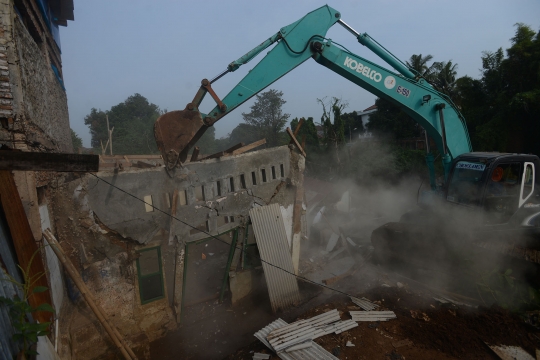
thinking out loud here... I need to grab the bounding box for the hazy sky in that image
[61,0,540,147]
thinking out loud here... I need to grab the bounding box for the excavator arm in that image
[155,5,472,186]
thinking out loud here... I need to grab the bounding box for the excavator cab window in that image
[446,161,487,206]
[483,162,522,224]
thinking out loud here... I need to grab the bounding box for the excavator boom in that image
[155,5,472,181]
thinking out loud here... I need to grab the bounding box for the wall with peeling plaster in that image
[50,145,303,359]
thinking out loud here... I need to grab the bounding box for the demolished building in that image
[50,144,307,359]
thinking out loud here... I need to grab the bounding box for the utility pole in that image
[106,115,113,156]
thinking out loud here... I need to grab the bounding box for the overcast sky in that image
[61,0,540,147]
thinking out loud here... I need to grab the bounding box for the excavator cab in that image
[372,152,540,272]
[445,153,539,226]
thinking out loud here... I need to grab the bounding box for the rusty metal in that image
[154,78,228,170]
[202,79,227,112]
[154,108,207,170]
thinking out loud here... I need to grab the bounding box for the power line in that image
[88,172,360,299]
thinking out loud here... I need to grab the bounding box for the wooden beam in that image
[0,170,52,324]
[0,151,99,172]
[223,142,245,154]
[190,146,200,162]
[286,128,306,157]
[230,139,267,155]
[43,230,136,360]
[198,151,225,161]
[289,118,305,145]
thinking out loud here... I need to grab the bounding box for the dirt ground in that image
[226,285,540,360]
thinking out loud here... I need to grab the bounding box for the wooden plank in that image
[0,171,52,324]
[286,128,306,157]
[224,142,245,153]
[190,147,200,162]
[230,139,267,155]
[199,151,225,161]
[0,151,99,172]
[43,230,135,360]
[288,117,305,146]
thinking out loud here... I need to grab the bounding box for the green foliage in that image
[341,111,365,142]
[457,24,540,154]
[366,97,422,140]
[70,129,83,151]
[0,249,54,357]
[241,89,289,147]
[84,94,162,155]
[318,97,347,148]
[290,117,319,151]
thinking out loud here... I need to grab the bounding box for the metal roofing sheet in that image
[350,310,397,321]
[267,310,340,352]
[350,296,379,311]
[254,318,339,360]
[249,204,301,312]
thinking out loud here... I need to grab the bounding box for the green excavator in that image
[154,5,540,280]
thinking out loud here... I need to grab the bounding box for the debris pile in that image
[253,296,399,359]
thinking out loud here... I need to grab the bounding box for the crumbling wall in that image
[0,1,71,152]
[51,145,303,359]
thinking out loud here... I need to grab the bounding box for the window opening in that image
[271,166,276,180]
[190,221,209,235]
[143,195,153,212]
[280,164,284,178]
[261,169,267,183]
[251,171,257,185]
[217,180,222,196]
[240,174,246,189]
[483,162,522,224]
[194,186,205,202]
[229,177,235,192]
[179,189,187,206]
[136,247,165,304]
[519,163,535,207]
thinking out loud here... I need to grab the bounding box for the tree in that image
[290,117,319,151]
[456,23,540,154]
[84,94,162,155]
[406,54,437,80]
[431,60,459,100]
[366,97,422,140]
[341,111,365,142]
[318,97,347,167]
[241,89,289,147]
[70,128,83,151]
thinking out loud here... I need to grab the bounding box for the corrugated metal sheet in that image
[249,204,301,312]
[350,296,379,311]
[267,310,340,351]
[350,310,397,321]
[254,318,339,360]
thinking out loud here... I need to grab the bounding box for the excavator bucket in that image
[154,109,208,170]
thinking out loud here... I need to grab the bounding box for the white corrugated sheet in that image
[249,204,301,312]
[254,318,339,360]
[350,310,397,321]
[267,310,340,352]
[350,296,379,311]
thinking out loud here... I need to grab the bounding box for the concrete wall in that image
[51,145,304,359]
